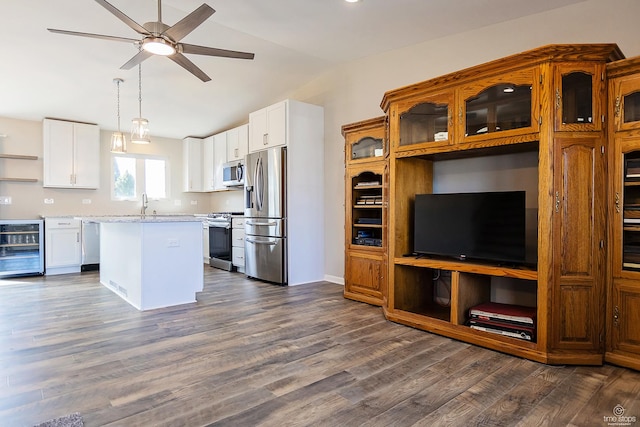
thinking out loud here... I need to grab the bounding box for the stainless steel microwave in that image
[222,160,245,187]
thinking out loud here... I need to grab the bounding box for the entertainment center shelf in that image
[394,256,537,281]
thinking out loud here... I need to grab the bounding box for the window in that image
[112,155,168,200]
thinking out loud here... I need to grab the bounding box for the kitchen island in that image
[86,216,204,311]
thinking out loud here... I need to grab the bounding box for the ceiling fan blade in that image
[94,0,150,35]
[47,28,139,44]
[169,53,211,82]
[120,50,154,70]
[180,43,255,60]
[163,4,215,42]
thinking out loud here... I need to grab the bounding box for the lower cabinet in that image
[232,217,245,272]
[345,250,385,305]
[45,217,81,275]
[606,279,640,370]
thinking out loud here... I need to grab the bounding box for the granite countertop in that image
[75,215,205,223]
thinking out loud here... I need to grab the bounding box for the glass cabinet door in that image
[394,92,453,150]
[458,69,539,142]
[554,64,605,132]
[344,117,386,165]
[613,73,640,132]
[612,137,640,278]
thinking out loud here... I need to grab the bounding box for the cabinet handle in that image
[263,133,268,145]
[555,191,560,213]
[613,306,619,326]
[235,148,239,157]
[76,232,80,243]
[614,96,621,118]
[70,174,74,184]
[555,88,561,110]
[458,107,463,121]
[615,192,621,213]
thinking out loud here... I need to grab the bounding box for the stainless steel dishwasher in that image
[81,220,100,271]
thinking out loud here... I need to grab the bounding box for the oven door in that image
[208,222,233,271]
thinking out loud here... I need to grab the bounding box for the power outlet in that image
[167,238,180,248]
[0,196,11,205]
[44,198,54,204]
[82,198,92,205]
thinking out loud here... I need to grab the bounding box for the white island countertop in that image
[95,216,204,311]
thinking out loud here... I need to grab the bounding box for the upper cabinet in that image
[212,132,227,191]
[345,116,387,164]
[249,100,287,152]
[183,137,203,192]
[393,91,453,151]
[227,124,249,162]
[43,118,100,189]
[554,63,606,132]
[610,62,640,133]
[457,68,539,143]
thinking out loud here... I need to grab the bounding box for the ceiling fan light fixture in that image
[142,37,176,56]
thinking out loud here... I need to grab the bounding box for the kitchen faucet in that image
[141,192,148,216]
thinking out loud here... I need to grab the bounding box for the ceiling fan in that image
[47,0,255,82]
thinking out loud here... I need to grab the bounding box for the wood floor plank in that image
[1,268,640,426]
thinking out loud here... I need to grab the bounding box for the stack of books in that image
[467,302,537,342]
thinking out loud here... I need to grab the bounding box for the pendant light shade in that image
[110,78,127,153]
[131,59,150,144]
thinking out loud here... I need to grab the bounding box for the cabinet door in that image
[393,92,452,152]
[554,63,605,132]
[73,122,100,188]
[551,136,605,351]
[226,124,249,162]
[346,122,386,165]
[45,228,81,269]
[183,138,203,192]
[612,73,640,132]
[203,136,214,191]
[609,279,640,359]
[345,250,384,304]
[213,133,227,190]
[43,119,75,187]
[457,68,540,143]
[249,101,287,152]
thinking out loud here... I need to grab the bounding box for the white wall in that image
[291,0,640,282]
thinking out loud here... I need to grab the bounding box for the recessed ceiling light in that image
[345,0,361,3]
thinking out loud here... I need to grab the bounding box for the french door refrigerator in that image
[244,147,287,284]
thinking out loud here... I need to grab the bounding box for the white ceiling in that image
[0,0,585,139]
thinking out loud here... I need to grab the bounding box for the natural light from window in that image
[112,156,167,200]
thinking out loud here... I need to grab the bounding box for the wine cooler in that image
[0,220,44,277]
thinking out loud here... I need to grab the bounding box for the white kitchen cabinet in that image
[249,100,287,152]
[43,118,100,189]
[45,217,81,275]
[203,136,215,191]
[183,137,203,192]
[231,217,245,272]
[213,132,227,191]
[226,124,249,162]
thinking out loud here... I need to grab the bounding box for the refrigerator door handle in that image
[255,156,264,211]
[246,220,277,226]
[246,237,278,245]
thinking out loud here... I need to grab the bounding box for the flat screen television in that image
[413,191,528,265]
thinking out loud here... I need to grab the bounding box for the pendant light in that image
[110,78,127,153]
[131,56,150,144]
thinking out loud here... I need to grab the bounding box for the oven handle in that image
[245,237,278,245]
[207,222,231,229]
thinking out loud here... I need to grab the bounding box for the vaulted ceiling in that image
[0,0,585,139]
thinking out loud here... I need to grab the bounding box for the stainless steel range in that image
[207,212,242,271]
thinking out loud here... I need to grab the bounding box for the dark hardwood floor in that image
[1,267,639,426]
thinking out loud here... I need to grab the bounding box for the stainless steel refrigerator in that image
[244,147,287,284]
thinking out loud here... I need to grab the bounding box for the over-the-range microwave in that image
[222,160,245,187]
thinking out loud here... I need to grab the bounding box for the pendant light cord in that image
[116,79,122,132]
[138,60,143,118]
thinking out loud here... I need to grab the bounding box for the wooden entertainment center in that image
[343,44,640,370]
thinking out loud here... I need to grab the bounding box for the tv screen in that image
[414,191,528,265]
